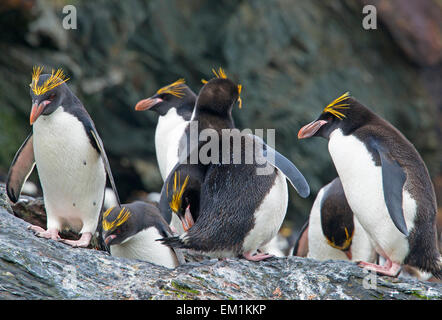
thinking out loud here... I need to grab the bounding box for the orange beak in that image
[134,97,163,111]
[30,100,51,125]
[104,234,117,246]
[297,120,328,139]
[181,205,195,232]
[344,247,352,260]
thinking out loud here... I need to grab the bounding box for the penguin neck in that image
[176,102,194,121]
[33,105,64,125]
[155,107,189,179]
[57,92,82,113]
[157,108,187,134]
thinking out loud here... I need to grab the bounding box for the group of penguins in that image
[5,66,441,281]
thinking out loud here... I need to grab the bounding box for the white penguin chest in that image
[327,129,415,261]
[32,107,105,231]
[110,227,178,268]
[242,170,288,253]
[155,108,188,180]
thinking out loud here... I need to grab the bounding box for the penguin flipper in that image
[6,132,35,203]
[254,136,310,198]
[372,141,408,236]
[89,129,121,206]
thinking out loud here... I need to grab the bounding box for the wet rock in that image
[0,189,441,300]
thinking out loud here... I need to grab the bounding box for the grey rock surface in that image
[0,189,440,300]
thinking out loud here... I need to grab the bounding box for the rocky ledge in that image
[0,189,441,300]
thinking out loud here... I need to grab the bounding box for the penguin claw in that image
[28,226,61,241]
[61,232,92,248]
[243,252,274,262]
[357,260,402,277]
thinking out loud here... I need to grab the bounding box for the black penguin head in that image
[101,205,136,246]
[29,67,70,125]
[135,79,195,116]
[196,68,242,116]
[298,92,373,139]
[319,178,355,258]
[167,171,194,231]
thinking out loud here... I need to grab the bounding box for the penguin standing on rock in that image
[6,66,120,247]
[102,201,185,268]
[298,92,441,278]
[306,177,376,262]
[160,69,310,261]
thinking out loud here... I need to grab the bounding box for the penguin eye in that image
[49,94,55,100]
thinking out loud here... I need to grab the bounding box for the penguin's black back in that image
[169,133,278,254]
[184,165,276,253]
[125,201,172,238]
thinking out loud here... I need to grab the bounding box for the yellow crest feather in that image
[30,66,70,95]
[212,67,227,79]
[156,78,186,98]
[322,92,351,120]
[201,67,228,84]
[326,226,354,251]
[237,84,243,109]
[102,207,131,231]
[169,172,189,213]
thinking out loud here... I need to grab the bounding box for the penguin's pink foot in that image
[28,225,61,241]
[243,251,273,261]
[357,259,401,277]
[62,232,92,248]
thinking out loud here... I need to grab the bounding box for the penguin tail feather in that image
[157,235,188,249]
